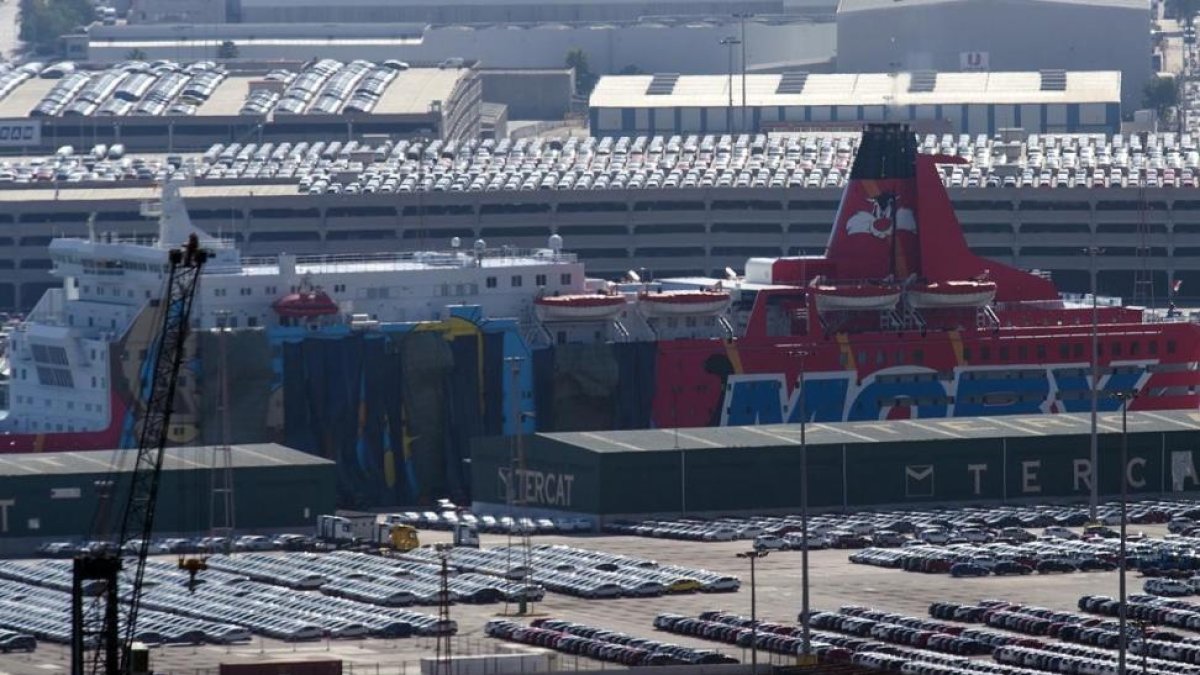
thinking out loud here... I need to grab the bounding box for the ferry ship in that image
[4,124,1198,506]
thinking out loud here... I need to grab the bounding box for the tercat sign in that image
[0,119,40,147]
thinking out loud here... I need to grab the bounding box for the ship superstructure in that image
[3,181,596,440]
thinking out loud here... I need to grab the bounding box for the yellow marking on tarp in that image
[949,330,965,366]
[836,334,856,371]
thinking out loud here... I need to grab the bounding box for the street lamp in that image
[734,13,754,133]
[1113,387,1137,675]
[786,347,814,662]
[736,550,769,672]
[1084,245,1104,523]
[719,36,741,134]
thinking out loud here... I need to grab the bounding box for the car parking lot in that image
[0,517,1181,674]
[4,128,1200,191]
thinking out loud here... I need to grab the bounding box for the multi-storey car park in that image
[0,130,1195,312]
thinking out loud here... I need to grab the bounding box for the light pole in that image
[735,13,753,133]
[720,36,741,134]
[736,550,769,673]
[1085,245,1104,523]
[1113,387,1137,675]
[788,348,813,662]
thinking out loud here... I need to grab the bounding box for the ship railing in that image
[992,299,1070,312]
[215,248,577,274]
[1143,311,1200,325]
[1059,292,1126,308]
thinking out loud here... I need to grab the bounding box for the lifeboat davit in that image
[812,282,901,312]
[534,294,627,321]
[907,279,998,309]
[272,290,338,318]
[638,289,732,317]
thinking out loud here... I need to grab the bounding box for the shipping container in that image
[220,659,342,675]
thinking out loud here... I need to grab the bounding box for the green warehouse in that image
[0,443,335,556]
[471,410,1200,519]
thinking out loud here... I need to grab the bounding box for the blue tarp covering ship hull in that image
[531,342,658,432]
[282,328,505,508]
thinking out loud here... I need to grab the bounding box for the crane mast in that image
[71,234,209,675]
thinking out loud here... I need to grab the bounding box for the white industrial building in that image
[231,0,787,24]
[588,71,1122,136]
[74,19,837,75]
[836,0,1151,110]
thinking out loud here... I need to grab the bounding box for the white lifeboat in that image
[908,279,997,309]
[638,289,732,317]
[812,282,901,312]
[534,293,627,321]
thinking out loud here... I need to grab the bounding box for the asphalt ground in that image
[0,525,1175,674]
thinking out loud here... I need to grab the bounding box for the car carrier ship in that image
[3,124,1198,506]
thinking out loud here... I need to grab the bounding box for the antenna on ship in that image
[209,310,236,553]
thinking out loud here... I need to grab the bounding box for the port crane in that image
[70,234,209,675]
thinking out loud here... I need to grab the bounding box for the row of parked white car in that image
[29,60,225,118]
[402,543,739,598]
[0,557,453,644]
[0,574,248,645]
[250,129,1200,194]
[203,550,539,607]
[381,507,591,535]
[609,500,1182,546]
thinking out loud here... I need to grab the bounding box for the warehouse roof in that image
[544,410,1200,454]
[0,443,331,477]
[589,71,1122,108]
[837,0,1147,13]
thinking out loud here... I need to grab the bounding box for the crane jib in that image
[70,234,209,675]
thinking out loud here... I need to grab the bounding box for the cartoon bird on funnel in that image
[845,191,916,239]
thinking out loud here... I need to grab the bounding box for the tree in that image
[565,48,598,98]
[1168,0,1200,21]
[19,0,94,54]
[618,64,644,75]
[1143,75,1179,117]
[126,48,148,60]
[217,40,239,60]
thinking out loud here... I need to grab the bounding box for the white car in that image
[958,529,993,543]
[703,527,738,542]
[1043,526,1079,540]
[753,535,789,551]
[1146,578,1191,597]
[918,528,951,545]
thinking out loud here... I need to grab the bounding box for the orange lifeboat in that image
[271,289,338,318]
[638,289,731,317]
[907,279,997,309]
[534,294,627,321]
[812,282,901,312]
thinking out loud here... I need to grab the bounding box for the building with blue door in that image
[588,70,1121,137]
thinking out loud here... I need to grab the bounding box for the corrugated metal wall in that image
[471,427,1200,517]
[0,463,335,543]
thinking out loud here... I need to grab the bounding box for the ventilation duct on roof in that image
[775,71,809,94]
[1040,69,1067,91]
[645,73,680,96]
[908,70,937,93]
